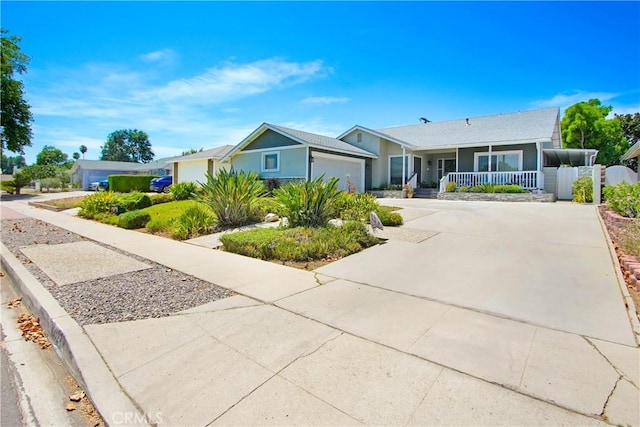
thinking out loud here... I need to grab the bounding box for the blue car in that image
[150,175,173,193]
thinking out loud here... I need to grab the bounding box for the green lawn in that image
[142,200,200,233]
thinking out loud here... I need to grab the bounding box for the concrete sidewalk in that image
[1,195,639,426]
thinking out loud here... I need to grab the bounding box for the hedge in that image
[108,174,159,193]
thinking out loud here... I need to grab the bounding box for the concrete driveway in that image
[316,199,635,346]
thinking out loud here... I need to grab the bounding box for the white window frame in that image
[388,154,412,185]
[261,151,280,172]
[474,150,523,172]
[437,157,456,180]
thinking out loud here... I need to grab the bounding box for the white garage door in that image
[311,152,365,192]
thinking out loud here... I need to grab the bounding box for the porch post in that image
[488,144,493,185]
[536,141,541,190]
[402,146,406,186]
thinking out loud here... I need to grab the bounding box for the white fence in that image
[439,171,541,192]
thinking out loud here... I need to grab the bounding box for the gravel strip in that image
[1,218,232,325]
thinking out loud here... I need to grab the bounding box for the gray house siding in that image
[458,143,538,171]
[244,129,301,150]
[232,147,307,179]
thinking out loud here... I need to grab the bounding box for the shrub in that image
[264,177,281,194]
[170,182,198,200]
[274,176,340,228]
[117,191,152,212]
[1,180,16,194]
[40,177,61,192]
[572,177,593,203]
[171,203,216,240]
[375,209,403,226]
[493,184,527,193]
[109,174,158,193]
[198,169,265,228]
[334,192,379,222]
[79,191,119,218]
[220,221,378,261]
[459,186,470,193]
[150,193,175,205]
[603,182,640,218]
[445,181,457,192]
[117,210,151,229]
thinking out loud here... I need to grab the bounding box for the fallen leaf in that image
[69,391,85,402]
[7,297,22,308]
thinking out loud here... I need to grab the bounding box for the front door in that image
[413,157,422,184]
[438,158,456,180]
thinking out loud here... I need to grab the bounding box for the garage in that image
[310,151,365,192]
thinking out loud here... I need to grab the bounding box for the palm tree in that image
[72,152,80,161]
[79,145,87,159]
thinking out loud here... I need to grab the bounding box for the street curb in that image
[596,207,640,346]
[0,242,149,426]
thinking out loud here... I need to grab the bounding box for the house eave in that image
[622,140,640,160]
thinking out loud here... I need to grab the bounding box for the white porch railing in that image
[439,171,541,192]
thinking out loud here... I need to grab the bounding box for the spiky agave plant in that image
[273,176,340,228]
[197,169,265,228]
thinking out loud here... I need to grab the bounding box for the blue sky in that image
[3,1,639,164]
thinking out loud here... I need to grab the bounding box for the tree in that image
[615,112,640,171]
[36,145,68,166]
[72,152,80,161]
[100,129,154,163]
[181,148,203,156]
[1,29,33,156]
[79,144,87,158]
[1,153,26,174]
[561,99,628,166]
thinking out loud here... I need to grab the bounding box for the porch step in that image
[414,188,439,199]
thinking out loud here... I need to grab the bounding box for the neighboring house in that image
[221,123,378,191]
[169,145,235,184]
[622,140,640,181]
[71,159,172,190]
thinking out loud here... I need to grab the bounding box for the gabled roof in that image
[622,140,640,161]
[222,123,377,161]
[346,108,560,150]
[170,145,235,163]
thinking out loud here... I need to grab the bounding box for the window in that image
[356,132,362,143]
[389,155,410,185]
[262,152,280,172]
[474,150,522,172]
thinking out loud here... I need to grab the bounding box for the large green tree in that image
[36,145,68,166]
[100,129,154,163]
[0,29,33,156]
[561,99,628,166]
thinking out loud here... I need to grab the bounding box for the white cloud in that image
[140,58,329,105]
[140,49,177,66]
[300,96,350,106]
[530,90,619,110]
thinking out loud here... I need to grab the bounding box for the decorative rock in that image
[328,219,344,227]
[279,217,289,228]
[264,213,280,223]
